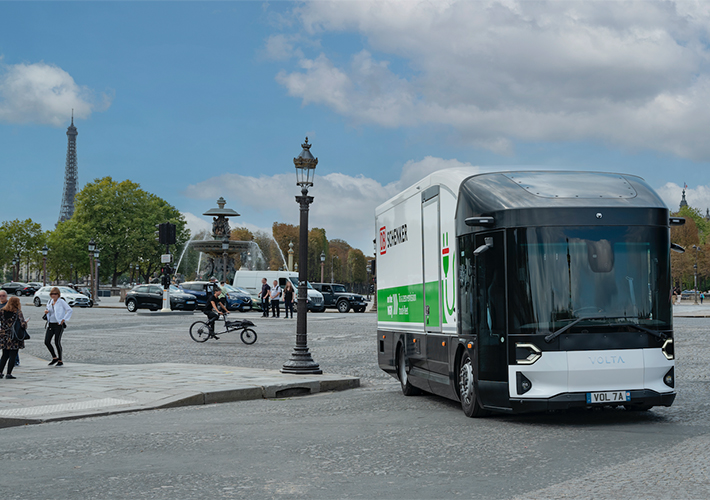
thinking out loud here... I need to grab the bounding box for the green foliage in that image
[0,219,45,280]
[48,177,189,286]
[676,206,709,244]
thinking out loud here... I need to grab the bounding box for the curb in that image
[0,374,360,429]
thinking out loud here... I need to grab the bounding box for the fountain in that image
[188,197,260,281]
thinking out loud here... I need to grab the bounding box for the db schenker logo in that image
[380,226,387,255]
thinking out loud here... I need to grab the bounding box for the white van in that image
[233,270,325,312]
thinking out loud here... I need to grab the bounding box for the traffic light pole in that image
[161,243,171,312]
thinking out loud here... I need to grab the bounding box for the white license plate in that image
[586,391,631,404]
[187,301,194,304]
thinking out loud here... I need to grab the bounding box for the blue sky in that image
[2,1,710,253]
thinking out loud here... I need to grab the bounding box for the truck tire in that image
[458,351,487,417]
[337,300,351,313]
[397,343,421,396]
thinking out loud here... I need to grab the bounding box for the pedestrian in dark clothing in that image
[283,281,294,319]
[260,278,271,317]
[0,296,28,379]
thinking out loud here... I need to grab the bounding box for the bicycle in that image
[189,315,257,344]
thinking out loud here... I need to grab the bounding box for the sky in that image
[2,0,710,255]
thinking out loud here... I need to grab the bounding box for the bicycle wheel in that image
[240,328,257,345]
[190,321,211,342]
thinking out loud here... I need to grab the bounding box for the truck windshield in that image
[508,226,671,333]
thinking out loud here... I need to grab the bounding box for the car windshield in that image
[59,287,76,294]
[289,277,313,289]
[332,285,347,293]
[223,284,240,293]
[507,226,671,333]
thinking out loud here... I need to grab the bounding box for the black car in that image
[125,284,197,312]
[311,283,367,313]
[2,282,36,297]
[178,281,252,312]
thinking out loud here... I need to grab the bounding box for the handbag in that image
[11,319,30,342]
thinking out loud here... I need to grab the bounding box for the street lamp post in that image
[282,137,322,375]
[94,249,100,303]
[222,238,230,282]
[692,244,702,304]
[320,251,325,283]
[41,244,49,286]
[88,239,95,293]
[11,257,17,281]
[288,241,294,272]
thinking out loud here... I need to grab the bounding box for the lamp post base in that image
[282,347,322,374]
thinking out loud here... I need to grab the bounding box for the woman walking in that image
[283,280,294,319]
[44,287,72,367]
[0,296,28,379]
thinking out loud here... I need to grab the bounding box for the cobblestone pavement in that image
[1,303,708,499]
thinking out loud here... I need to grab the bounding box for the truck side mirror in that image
[474,237,494,256]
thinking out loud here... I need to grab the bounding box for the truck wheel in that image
[337,300,351,313]
[458,352,487,417]
[397,343,421,396]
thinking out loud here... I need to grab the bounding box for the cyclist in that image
[205,287,229,339]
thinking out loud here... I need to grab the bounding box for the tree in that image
[347,248,367,284]
[272,222,299,271]
[0,219,44,281]
[51,177,189,287]
[307,228,328,282]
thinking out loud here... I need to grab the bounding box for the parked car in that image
[27,282,43,292]
[33,286,92,307]
[233,270,325,312]
[222,284,253,312]
[179,281,254,312]
[2,282,36,296]
[311,283,368,313]
[124,284,197,312]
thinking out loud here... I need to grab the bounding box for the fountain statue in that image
[188,198,256,281]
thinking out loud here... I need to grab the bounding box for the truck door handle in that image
[425,305,430,315]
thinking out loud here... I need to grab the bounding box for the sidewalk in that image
[673,301,710,317]
[0,355,359,429]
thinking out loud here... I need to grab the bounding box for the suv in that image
[312,283,367,313]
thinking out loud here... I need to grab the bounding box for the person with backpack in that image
[0,296,28,379]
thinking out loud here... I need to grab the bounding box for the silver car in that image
[33,286,93,308]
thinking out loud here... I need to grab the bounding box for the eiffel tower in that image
[58,112,78,223]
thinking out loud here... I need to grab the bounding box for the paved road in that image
[1,304,708,499]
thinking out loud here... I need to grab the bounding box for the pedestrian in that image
[44,286,72,367]
[283,281,294,319]
[701,292,705,304]
[260,278,270,317]
[0,290,18,366]
[0,296,28,379]
[270,280,282,317]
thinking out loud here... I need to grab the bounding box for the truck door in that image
[422,187,441,333]
[474,231,509,408]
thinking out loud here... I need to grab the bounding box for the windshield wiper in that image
[612,322,667,341]
[544,316,655,343]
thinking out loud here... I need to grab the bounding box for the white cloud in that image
[0,61,112,126]
[273,0,710,160]
[656,182,710,214]
[183,156,484,251]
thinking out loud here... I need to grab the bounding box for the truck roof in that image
[376,167,667,215]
